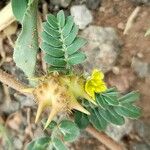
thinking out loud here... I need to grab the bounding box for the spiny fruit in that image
[24,73,95,129]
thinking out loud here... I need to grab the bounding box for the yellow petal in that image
[92,69,104,80]
[85,85,95,98]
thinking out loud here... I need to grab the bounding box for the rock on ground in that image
[132,57,150,78]
[70,5,93,29]
[106,119,133,142]
[134,120,150,144]
[131,0,150,5]
[85,0,102,10]
[108,68,136,92]
[50,0,72,8]
[130,142,150,150]
[80,26,121,73]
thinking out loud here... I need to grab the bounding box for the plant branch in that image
[86,126,124,150]
[0,69,28,96]
[123,6,141,35]
[0,69,124,150]
[0,2,16,32]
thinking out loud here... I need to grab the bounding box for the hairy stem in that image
[0,69,28,95]
[0,69,124,150]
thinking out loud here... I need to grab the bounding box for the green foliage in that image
[75,111,90,129]
[59,120,80,142]
[27,119,79,149]
[0,124,13,150]
[11,0,28,22]
[27,137,51,150]
[41,10,87,73]
[47,120,57,130]
[13,0,39,81]
[75,88,141,131]
[52,138,68,150]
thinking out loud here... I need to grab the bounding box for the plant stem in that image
[86,126,124,150]
[0,69,124,150]
[0,69,28,96]
[0,2,15,32]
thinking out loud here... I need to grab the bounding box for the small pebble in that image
[112,66,120,75]
[117,22,125,30]
[13,138,23,150]
[70,5,93,29]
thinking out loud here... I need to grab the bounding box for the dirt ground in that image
[93,0,150,118]
[0,0,150,150]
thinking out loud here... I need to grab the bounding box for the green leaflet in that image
[47,14,58,29]
[59,120,80,142]
[57,10,65,28]
[119,91,140,104]
[64,24,79,46]
[89,108,107,131]
[68,52,86,65]
[40,10,87,73]
[43,22,60,38]
[11,0,28,22]
[74,111,90,129]
[41,32,62,47]
[101,93,119,106]
[52,138,68,150]
[115,104,141,119]
[13,0,39,80]
[96,94,108,109]
[62,16,74,37]
[99,107,125,125]
[67,37,87,55]
[41,42,64,57]
[26,137,51,150]
[44,55,66,67]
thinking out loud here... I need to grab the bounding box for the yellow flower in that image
[85,69,107,100]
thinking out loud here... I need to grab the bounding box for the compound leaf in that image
[41,10,87,73]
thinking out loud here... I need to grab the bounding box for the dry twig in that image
[123,6,141,35]
[0,3,15,32]
[0,69,124,150]
[86,126,124,150]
